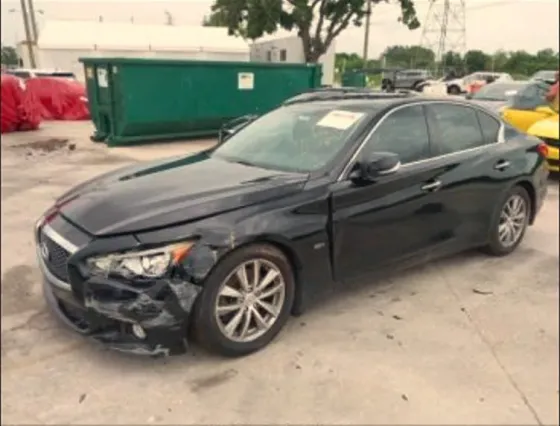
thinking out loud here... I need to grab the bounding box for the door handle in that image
[494,160,511,171]
[421,180,442,192]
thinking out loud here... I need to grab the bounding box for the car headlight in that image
[86,241,194,279]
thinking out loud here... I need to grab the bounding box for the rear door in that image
[423,102,513,244]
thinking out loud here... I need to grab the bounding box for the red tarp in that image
[25,77,90,121]
[1,74,42,133]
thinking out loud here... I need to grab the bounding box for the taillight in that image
[537,142,549,158]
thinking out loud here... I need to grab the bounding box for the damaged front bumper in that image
[37,229,201,357]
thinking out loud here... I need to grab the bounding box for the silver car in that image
[382,69,432,91]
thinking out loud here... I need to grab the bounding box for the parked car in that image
[381,69,432,91]
[530,70,557,84]
[36,92,549,357]
[466,81,528,112]
[4,68,76,80]
[446,72,513,95]
[500,80,556,132]
[527,115,559,172]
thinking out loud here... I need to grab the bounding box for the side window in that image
[476,110,501,144]
[428,104,485,155]
[362,105,431,164]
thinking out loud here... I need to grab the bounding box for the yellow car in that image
[499,80,559,171]
[527,115,559,172]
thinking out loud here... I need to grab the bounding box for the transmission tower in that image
[417,0,466,74]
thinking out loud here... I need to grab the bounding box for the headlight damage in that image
[87,242,195,279]
[41,239,205,356]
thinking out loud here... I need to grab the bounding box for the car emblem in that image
[40,242,50,260]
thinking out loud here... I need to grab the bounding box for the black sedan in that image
[35,92,549,357]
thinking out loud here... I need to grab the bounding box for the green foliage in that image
[382,45,435,68]
[1,45,19,66]
[202,9,228,27]
[208,0,420,63]
[335,45,559,82]
[464,50,488,73]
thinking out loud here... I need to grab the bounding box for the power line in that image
[418,0,467,71]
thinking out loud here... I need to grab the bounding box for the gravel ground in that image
[1,121,558,425]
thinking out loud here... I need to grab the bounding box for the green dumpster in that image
[79,57,322,146]
[341,70,367,88]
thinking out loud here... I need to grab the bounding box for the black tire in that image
[192,244,295,357]
[412,80,425,92]
[447,85,461,95]
[382,79,394,92]
[483,185,531,257]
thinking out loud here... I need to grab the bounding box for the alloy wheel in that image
[498,194,528,248]
[214,259,286,343]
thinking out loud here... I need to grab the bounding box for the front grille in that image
[541,137,560,148]
[40,232,71,281]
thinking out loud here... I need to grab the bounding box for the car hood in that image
[470,99,507,113]
[56,152,307,236]
[527,114,559,139]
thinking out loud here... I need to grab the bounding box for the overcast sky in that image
[1,0,558,57]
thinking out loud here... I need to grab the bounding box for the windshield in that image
[212,103,373,173]
[472,82,525,101]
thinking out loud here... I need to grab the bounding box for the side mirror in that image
[350,152,401,182]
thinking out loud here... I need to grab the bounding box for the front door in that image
[331,104,447,282]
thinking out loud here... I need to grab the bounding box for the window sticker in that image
[317,110,365,130]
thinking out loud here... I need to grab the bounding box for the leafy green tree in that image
[464,50,489,73]
[207,0,420,63]
[381,45,435,68]
[442,50,463,70]
[202,9,228,27]
[1,45,19,66]
[335,52,364,71]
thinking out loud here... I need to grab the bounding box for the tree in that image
[202,9,228,27]
[207,0,420,63]
[1,45,19,66]
[464,50,489,73]
[442,50,463,69]
[382,45,434,68]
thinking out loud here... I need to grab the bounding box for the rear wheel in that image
[447,85,461,95]
[483,186,531,256]
[192,244,295,357]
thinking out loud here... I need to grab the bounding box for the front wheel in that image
[483,186,531,256]
[192,244,295,357]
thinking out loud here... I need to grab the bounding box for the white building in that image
[20,20,251,81]
[250,32,335,86]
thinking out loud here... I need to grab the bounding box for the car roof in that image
[283,90,482,112]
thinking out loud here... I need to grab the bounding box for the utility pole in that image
[362,0,372,68]
[417,0,466,75]
[19,0,36,68]
[27,0,39,43]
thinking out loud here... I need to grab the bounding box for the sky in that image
[1,0,558,58]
